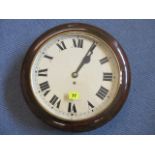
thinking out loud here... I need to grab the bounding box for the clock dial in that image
[21,23,130,131]
[30,32,120,121]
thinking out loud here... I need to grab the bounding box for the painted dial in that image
[30,31,121,121]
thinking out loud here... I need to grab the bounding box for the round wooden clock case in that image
[21,23,131,131]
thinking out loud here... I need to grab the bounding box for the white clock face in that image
[30,31,121,121]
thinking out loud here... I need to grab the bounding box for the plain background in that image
[0,19,155,134]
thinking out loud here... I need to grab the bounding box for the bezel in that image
[21,23,131,131]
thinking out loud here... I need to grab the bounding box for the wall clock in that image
[21,23,131,131]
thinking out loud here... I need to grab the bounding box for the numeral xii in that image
[73,39,83,48]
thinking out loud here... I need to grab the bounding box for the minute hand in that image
[72,42,97,78]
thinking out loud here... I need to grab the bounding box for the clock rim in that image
[21,23,131,131]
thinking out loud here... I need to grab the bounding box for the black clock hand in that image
[73,50,93,73]
[72,42,97,78]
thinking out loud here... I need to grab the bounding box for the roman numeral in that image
[73,39,83,48]
[89,42,97,52]
[68,102,77,113]
[39,81,50,96]
[39,81,50,92]
[103,73,113,81]
[100,57,109,64]
[44,55,53,60]
[96,86,108,100]
[49,95,61,108]
[38,69,48,76]
[43,90,50,96]
[88,101,95,111]
[56,41,67,51]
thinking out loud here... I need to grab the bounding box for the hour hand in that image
[83,50,94,63]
